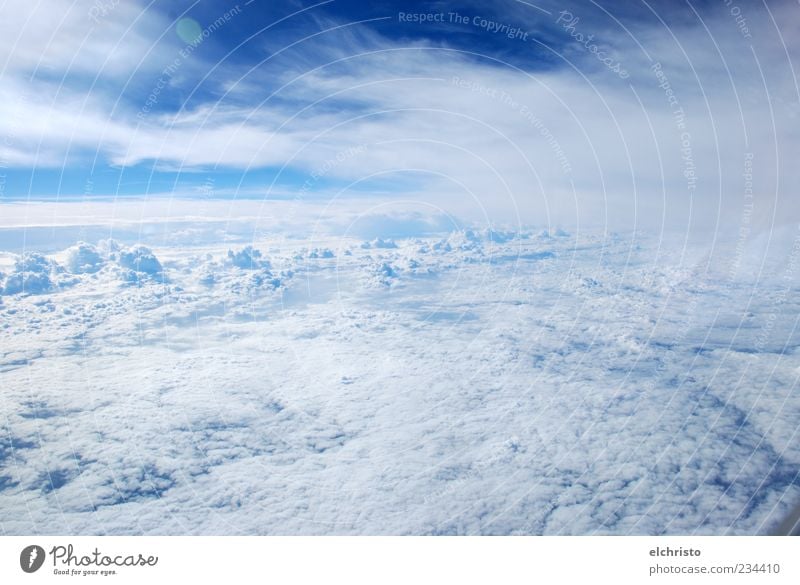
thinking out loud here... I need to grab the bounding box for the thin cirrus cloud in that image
[0,0,797,234]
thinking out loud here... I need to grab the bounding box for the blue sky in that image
[0,0,798,232]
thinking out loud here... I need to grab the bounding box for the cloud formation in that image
[0,1,797,235]
[1,218,798,534]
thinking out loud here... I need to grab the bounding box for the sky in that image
[2,1,800,537]
[0,0,798,233]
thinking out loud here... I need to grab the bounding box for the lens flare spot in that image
[176,18,203,45]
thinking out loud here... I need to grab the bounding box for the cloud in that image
[227,245,270,270]
[117,244,164,278]
[0,0,168,77]
[1,252,56,294]
[2,1,798,236]
[1,224,798,534]
[3,2,799,537]
[65,242,104,274]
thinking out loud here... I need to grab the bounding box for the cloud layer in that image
[1,214,799,534]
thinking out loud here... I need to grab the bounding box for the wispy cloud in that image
[1,0,798,234]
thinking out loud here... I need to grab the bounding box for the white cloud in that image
[1,212,799,534]
[2,2,800,535]
[0,0,168,77]
[2,2,798,235]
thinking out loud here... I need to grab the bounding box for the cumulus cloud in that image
[227,246,270,270]
[1,253,57,295]
[0,242,170,295]
[65,242,104,274]
[361,238,399,250]
[117,245,164,284]
[1,223,797,535]
[307,248,335,259]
